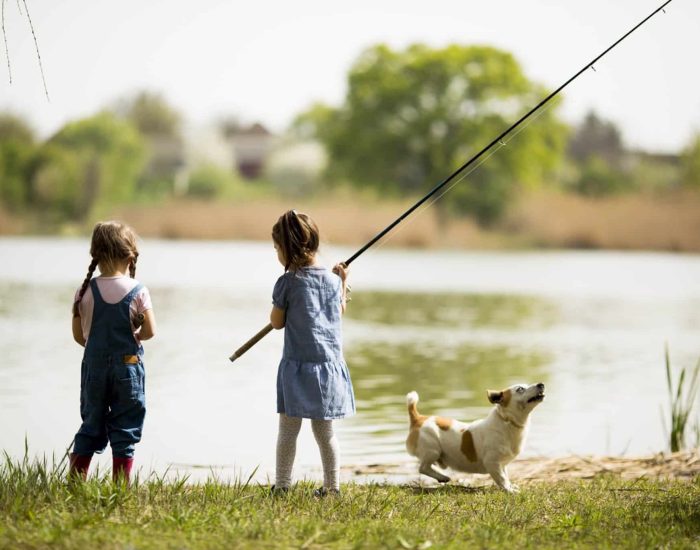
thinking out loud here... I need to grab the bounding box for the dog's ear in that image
[487,390,503,404]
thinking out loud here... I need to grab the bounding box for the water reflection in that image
[347,291,557,329]
[342,338,550,463]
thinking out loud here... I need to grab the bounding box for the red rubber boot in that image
[68,453,92,480]
[112,456,134,484]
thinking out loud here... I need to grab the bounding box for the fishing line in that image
[229,0,673,362]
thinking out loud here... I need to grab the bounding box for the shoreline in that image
[343,450,700,485]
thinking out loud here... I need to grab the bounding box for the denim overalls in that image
[73,279,146,459]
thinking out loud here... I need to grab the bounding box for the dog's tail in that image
[406,391,421,427]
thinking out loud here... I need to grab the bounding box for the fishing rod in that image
[229,0,673,363]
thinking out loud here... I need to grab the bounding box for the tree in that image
[113,92,185,191]
[572,155,627,197]
[115,91,181,137]
[295,43,567,225]
[568,111,624,168]
[0,112,36,211]
[30,112,146,220]
[681,133,700,188]
[565,111,637,196]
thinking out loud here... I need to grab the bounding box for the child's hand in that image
[332,262,349,282]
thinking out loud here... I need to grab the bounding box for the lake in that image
[0,237,699,483]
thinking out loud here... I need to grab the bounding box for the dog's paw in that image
[504,484,520,494]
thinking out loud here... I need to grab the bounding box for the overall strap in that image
[124,283,144,304]
[89,278,104,304]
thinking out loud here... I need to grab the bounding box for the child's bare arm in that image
[72,315,86,347]
[332,263,349,315]
[137,309,157,340]
[270,306,286,329]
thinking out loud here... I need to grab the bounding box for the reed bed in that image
[510,190,700,251]
[103,189,700,252]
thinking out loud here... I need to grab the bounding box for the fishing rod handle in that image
[229,323,274,363]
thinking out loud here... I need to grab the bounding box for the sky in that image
[1,0,698,153]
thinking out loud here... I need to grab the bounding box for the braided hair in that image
[72,221,140,318]
[271,210,320,271]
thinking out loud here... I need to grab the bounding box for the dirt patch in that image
[345,450,700,485]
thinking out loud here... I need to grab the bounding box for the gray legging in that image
[275,414,339,490]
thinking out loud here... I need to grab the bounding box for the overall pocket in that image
[114,361,144,401]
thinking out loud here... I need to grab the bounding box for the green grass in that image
[1,456,700,549]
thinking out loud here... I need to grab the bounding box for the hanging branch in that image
[2,0,11,84]
[21,0,48,100]
[1,0,49,99]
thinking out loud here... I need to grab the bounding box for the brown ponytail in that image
[272,210,320,271]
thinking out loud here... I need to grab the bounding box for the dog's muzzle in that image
[528,383,545,403]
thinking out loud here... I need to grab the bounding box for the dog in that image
[405,383,545,492]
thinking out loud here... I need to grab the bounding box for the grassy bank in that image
[1,458,699,549]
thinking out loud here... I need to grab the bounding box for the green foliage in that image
[570,155,629,196]
[29,143,84,220]
[627,155,682,192]
[33,112,146,220]
[568,111,624,168]
[186,163,237,198]
[0,113,36,211]
[113,91,185,189]
[664,345,700,453]
[681,133,700,188]
[565,112,633,197]
[298,43,568,225]
[114,91,182,138]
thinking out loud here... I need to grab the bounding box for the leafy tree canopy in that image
[0,113,36,209]
[114,91,182,138]
[568,111,624,168]
[0,112,35,144]
[294,43,568,224]
[32,112,146,219]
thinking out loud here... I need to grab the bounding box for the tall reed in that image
[663,345,700,452]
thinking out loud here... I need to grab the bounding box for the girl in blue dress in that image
[270,210,355,496]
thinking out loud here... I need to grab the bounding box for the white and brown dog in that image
[405,383,545,492]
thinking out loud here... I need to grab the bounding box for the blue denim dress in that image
[273,266,355,420]
[73,279,146,458]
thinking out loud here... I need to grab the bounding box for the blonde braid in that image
[73,258,98,318]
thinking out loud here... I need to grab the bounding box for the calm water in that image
[1,237,699,482]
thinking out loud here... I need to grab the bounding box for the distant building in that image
[224,122,276,179]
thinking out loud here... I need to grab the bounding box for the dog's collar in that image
[496,408,526,429]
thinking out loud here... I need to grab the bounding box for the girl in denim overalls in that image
[269,210,355,496]
[69,221,156,483]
